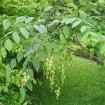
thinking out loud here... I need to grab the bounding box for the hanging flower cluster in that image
[21,72,30,86]
[44,54,68,98]
[44,55,55,89]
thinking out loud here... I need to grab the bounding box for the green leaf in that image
[19,28,29,39]
[48,23,56,32]
[25,17,34,24]
[80,25,87,33]
[44,6,52,12]
[5,65,11,81]
[20,87,25,103]
[60,34,66,44]
[99,0,105,4]
[10,59,16,69]
[81,33,89,44]
[33,78,37,85]
[23,56,31,69]
[72,20,81,28]
[39,52,46,61]
[38,19,46,25]
[32,59,40,72]
[90,49,95,58]
[100,44,105,55]
[25,46,33,56]
[23,102,28,105]
[16,16,26,23]
[68,3,78,9]
[61,18,76,24]
[27,24,34,32]
[17,52,23,63]
[34,25,47,34]
[27,69,34,80]
[12,32,20,44]
[20,97,25,104]
[5,39,13,51]
[26,81,33,91]
[3,19,10,30]
[1,47,7,58]
[79,10,87,20]
[0,55,2,65]
[20,87,25,97]
[90,32,101,42]
[63,26,70,39]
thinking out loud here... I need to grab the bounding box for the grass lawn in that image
[30,55,105,105]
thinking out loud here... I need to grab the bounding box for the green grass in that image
[30,56,105,105]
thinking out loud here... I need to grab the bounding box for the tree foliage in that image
[0,0,105,104]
